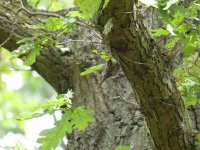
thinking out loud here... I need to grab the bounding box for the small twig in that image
[76,21,102,40]
[104,80,140,108]
[87,32,101,41]
[155,34,170,44]
[0,16,14,24]
[60,39,106,45]
[0,29,14,47]
[19,0,103,42]
[0,7,23,47]
[121,55,151,66]
[20,0,62,18]
[72,89,104,107]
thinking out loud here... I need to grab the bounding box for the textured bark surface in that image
[0,0,197,150]
[0,1,151,150]
[98,0,194,149]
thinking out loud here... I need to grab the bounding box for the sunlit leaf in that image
[71,107,95,131]
[74,0,101,19]
[37,110,73,150]
[152,28,169,36]
[116,146,130,150]
[80,64,105,76]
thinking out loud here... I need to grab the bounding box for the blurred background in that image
[0,0,74,149]
[0,47,58,149]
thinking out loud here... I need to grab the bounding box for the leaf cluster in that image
[17,90,95,150]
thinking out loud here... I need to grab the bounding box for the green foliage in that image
[74,0,101,19]
[92,50,110,61]
[37,106,94,150]
[174,53,200,106]
[152,28,169,36]
[67,11,85,19]
[28,0,74,11]
[11,17,74,66]
[80,64,105,76]
[144,0,200,106]
[0,49,55,137]
[17,91,73,120]
[195,134,200,148]
[37,111,73,150]
[18,90,94,149]
[71,107,95,131]
[115,146,130,150]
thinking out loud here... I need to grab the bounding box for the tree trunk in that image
[0,0,196,150]
[98,0,195,149]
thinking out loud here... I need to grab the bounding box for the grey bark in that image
[0,1,151,150]
[0,0,198,150]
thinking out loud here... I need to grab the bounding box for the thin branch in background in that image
[20,0,62,18]
[121,55,151,66]
[60,39,106,45]
[0,28,15,47]
[72,89,104,107]
[0,6,23,47]
[0,16,14,24]
[104,81,140,108]
[19,0,102,42]
[76,21,102,40]
[87,32,101,41]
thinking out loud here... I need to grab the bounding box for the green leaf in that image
[100,52,110,60]
[16,113,43,121]
[181,36,197,57]
[17,91,74,121]
[67,11,85,19]
[17,37,36,44]
[152,28,169,36]
[23,46,40,66]
[195,134,200,148]
[37,110,73,150]
[184,95,197,106]
[71,107,95,131]
[159,9,172,25]
[165,36,179,49]
[176,23,189,35]
[116,146,130,150]
[171,13,184,26]
[37,106,95,149]
[74,0,101,19]
[80,64,105,76]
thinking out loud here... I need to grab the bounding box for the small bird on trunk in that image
[98,58,119,88]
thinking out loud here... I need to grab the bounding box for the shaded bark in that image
[0,0,197,150]
[98,0,194,149]
[0,1,151,149]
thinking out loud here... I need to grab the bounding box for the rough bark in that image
[0,0,197,150]
[0,1,151,150]
[98,0,194,149]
